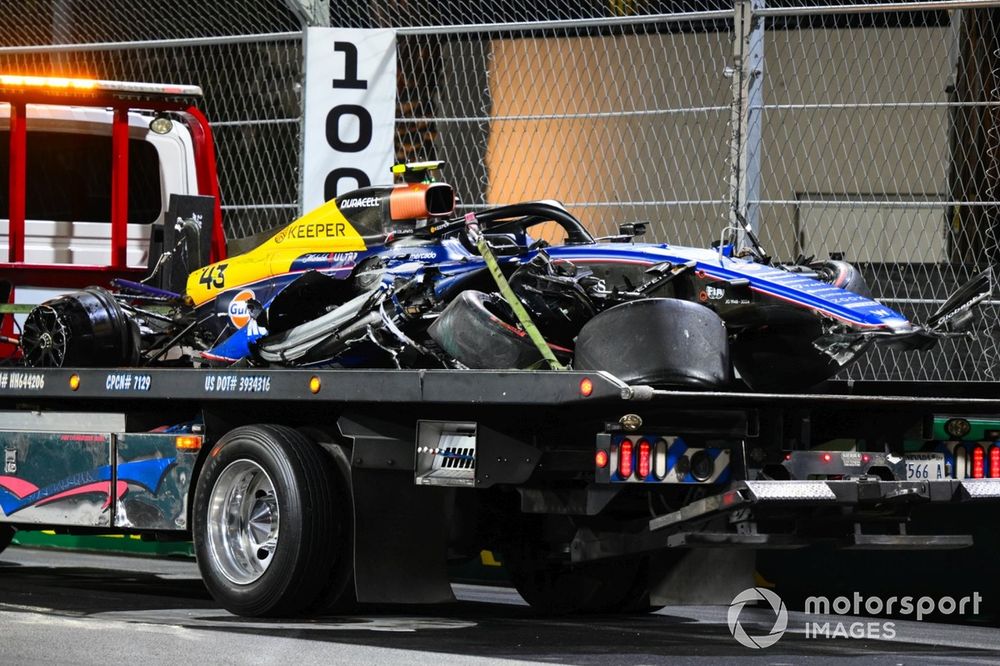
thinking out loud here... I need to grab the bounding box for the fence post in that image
[287,0,327,216]
[285,0,329,28]
[728,0,766,248]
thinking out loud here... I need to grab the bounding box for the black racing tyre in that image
[810,260,870,298]
[0,525,14,555]
[429,290,566,369]
[193,425,345,617]
[574,298,731,388]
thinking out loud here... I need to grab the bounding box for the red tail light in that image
[619,439,634,479]
[991,446,1000,479]
[637,440,651,479]
[972,446,985,479]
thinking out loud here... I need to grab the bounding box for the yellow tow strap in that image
[465,213,566,371]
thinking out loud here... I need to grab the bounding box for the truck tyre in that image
[297,428,357,615]
[0,525,13,555]
[505,548,640,615]
[194,424,344,617]
[606,552,685,614]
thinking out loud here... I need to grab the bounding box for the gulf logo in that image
[228,289,256,328]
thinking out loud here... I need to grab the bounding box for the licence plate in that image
[905,453,945,480]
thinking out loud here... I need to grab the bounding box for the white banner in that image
[302,27,397,212]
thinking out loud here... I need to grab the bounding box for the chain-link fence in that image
[0,0,305,240]
[746,2,1000,381]
[353,0,1000,382]
[338,2,737,248]
[0,0,998,382]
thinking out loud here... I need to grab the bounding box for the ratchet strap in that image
[464,213,566,371]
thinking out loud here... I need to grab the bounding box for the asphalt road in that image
[2,547,1000,665]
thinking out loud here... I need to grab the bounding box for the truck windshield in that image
[0,129,161,224]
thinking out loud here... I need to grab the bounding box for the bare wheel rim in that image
[20,305,69,368]
[206,459,279,585]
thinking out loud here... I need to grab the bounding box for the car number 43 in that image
[199,263,228,289]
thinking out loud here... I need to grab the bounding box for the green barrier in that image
[930,416,1000,443]
[12,530,194,557]
[10,531,509,584]
[450,550,511,585]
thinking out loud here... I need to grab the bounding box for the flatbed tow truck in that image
[1,76,1000,618]
[3,364,1000,616]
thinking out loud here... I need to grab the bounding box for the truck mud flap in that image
[351,467,455,605]
[340,415,455,605]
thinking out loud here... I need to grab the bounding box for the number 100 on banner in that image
[302,27,397,212]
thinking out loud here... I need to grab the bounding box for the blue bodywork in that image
[203,236,911,364]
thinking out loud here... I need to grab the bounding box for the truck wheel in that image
[504,547,638,614]
[296,428,357,615]
[606,552,684,614]
[0,525,13,555]
[194,425,344,617]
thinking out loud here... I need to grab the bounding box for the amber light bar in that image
[0,74,202,99]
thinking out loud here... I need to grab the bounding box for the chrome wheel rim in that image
[206,460,279,585]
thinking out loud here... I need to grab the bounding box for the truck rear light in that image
[579,377,594,397]
[654,439,668,480]
[990,446,1000,479]
[637,440,651,479]
[618,439,634,479]
[822,453,832,463]
[954,445,967,479]
[595,449,609,468]
[972,446,985,479]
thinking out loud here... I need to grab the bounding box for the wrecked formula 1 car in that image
[17,162,991,391]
